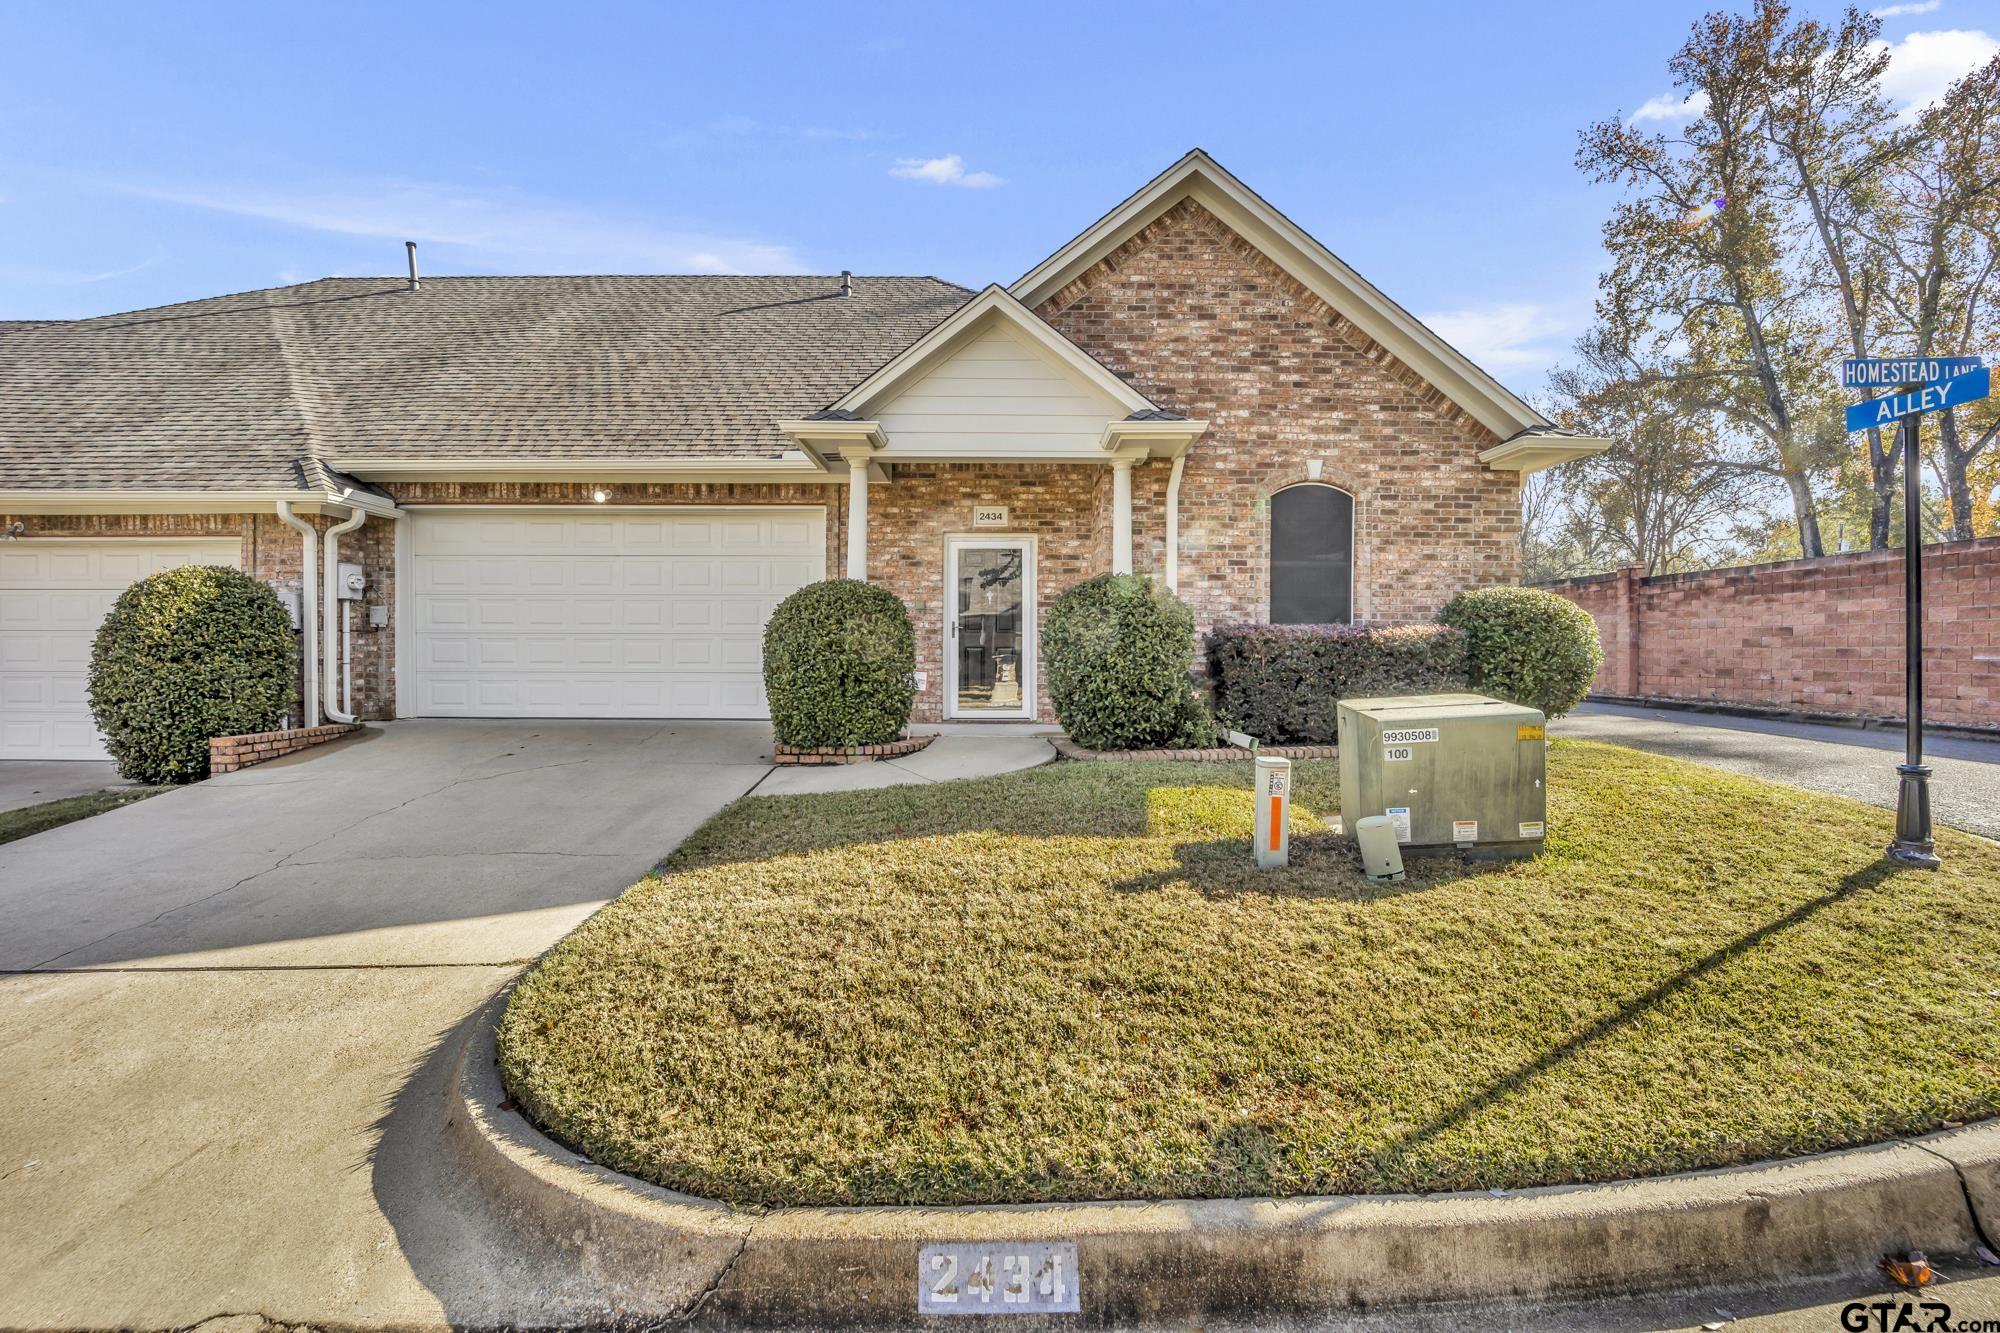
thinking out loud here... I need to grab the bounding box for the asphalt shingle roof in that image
[0,275,973,491]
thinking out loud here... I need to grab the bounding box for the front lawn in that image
[0,786,162,847]
[498,741,2000,1207]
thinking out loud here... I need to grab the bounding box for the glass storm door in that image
[945,537,1033,720]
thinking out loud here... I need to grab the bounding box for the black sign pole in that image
[1889,404,1941,869]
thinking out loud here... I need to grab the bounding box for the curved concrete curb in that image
[448,1020,1993,1324]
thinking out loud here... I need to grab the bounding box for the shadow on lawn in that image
[672,761,1348,872]
[1382,858,1899,1165]
[1108,830,1504,902]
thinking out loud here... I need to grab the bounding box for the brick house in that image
[0,151,1603,758]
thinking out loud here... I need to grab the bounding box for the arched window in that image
[1270,483,1354,624]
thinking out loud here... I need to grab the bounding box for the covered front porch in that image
[782,287,1207,724]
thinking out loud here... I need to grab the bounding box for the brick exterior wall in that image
[862,462,1100,723]
[1035,198,1523,629]
[1543,538,2000,729]
[9,201,1532,736]
[2,509,397,723]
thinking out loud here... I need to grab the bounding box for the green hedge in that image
[1206,623,1470,745]
[87,565,299,784]
[1436,586,1602,720]
[1042,574,1215,751]
[763,579,916,748]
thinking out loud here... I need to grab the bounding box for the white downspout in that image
[1164,453,1187,593]
[1110,458,1135,575]
[276,501,321,728]
[321,502,366,723]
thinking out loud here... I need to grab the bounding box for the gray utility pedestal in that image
[1337,693,1547,858]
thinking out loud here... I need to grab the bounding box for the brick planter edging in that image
[1052,737,1336,762]
[210,723,361,774]
[772,733,939,766]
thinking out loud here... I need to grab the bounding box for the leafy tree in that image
[1859,54,2000,540]
[1759,4,1903,546]
[1578,1,1847,558]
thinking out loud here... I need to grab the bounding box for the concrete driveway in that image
[0,719,773,1328]
[0,759,130,813]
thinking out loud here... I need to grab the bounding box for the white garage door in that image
[409,507,825,718]
[0,539,245,761]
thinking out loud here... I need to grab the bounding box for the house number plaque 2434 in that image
[917,1241,1079,1315]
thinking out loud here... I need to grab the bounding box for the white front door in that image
[944,536,1035,721]
[407,507,825,719]
[0,538,245,760]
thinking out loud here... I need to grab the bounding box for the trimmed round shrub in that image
[1436,586,1603,720]
[763,579,916,748]
[88,565,299,784]
[1043,573,1216,751]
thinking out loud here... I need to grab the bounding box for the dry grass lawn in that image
[499,741,2000,1207]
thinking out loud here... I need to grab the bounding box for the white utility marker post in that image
[1110,457,1134,574]
[842,449,870,581]
[1254,752,1292,869]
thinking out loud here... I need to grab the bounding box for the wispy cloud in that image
[1872,27,1999,117]
[800,125,882,141]
[1630,89,1710,124]
[889,155,1004,188]
[0,254,163,286]
[1419,302,1573,375]
[1872,0,1942,17]
[105,178,807,274]
[667,116,882,146]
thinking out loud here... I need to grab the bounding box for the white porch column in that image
[1110,457,1134,575]
[842,449,871,581]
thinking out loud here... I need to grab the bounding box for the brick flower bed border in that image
[1052,737,1336,763]
[210,723,362,774]
[772,733,939,767]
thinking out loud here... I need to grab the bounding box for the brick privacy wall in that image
[210,723,361,774]
[864,463,1100,723]
[3,510,397,722]
[1035,198,1524,630]
[1544,538,2000,728]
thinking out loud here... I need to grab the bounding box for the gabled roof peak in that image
[829,283,1157,418]
[1011,148,1554,439]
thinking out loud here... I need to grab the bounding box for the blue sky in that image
[2,1,1995,399]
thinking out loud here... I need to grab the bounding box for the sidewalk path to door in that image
[1554,702,2000,841]
[756,723,1056,796]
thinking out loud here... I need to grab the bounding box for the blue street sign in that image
[1845,366,1991,434]
[1841,355,1983,389]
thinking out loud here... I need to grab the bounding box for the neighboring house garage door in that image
[0,539,245,761]
[408,508,825,718]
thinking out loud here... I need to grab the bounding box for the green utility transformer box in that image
[1336,693,1547,858]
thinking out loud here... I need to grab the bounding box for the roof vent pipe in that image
[840,270,852,298]
[406,241,419,292]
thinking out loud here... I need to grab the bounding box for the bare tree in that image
[1549,335,1756,573]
